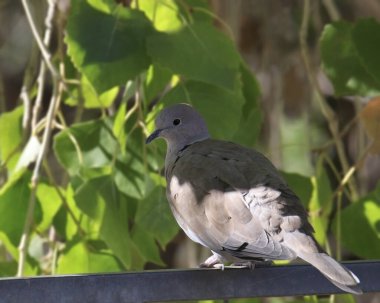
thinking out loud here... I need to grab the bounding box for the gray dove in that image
[146,103,362,294]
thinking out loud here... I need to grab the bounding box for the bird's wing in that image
[166,139,314,261]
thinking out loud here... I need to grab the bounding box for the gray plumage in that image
[146,104,362,295]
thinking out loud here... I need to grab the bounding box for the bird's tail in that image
[298,251,362,295]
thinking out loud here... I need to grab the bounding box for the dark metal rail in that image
[0,261,379,302]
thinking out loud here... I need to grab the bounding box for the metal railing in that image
[0,261,379,302]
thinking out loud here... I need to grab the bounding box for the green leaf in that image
[113,153,148,200]
[113,101,127,151]
[233,62,262,146]
[143,64,172,104]
[334,186,380,259]
[0,261,17,277]
[178,0,214,23]
[66,0,153,93]
[0,171,36,257]
[136,0,182,32]
[53,184,94,241]
[352,18,380,84]
[35,183,63,232]
[57,241,122,274]
[0,105,23,170]
[65,75,119,108]
[131,225,164,266]
[309,158,333,246]
[320,20,380,96]
[135,186,179,248]
[113,124,153,199]
[75,176,132,268]
[160,80,244,140]
[53,119,117,176]
[147,22,240,91]
[281,172,313,209]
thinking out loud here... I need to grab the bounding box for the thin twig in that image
[56,111,84,165]
[322,0,340,21]
[31,0,56,131]
[21,0,59,81]
[312,112,359,152]
[336,142,372,195]
[20,86,32,130]
[17,1,59,276]
[17,75,64,278]
[299,0,359,201]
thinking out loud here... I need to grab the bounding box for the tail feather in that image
[298,252,362,295]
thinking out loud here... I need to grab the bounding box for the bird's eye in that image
[173,118,181,126]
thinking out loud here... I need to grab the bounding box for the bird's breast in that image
[166,175,213,247]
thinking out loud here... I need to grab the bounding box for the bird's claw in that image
[213,263,225,270]
[230,262,256,269]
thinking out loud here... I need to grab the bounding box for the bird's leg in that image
[199,253,225,270]
[230,260,273,269]
[229,261,256,269]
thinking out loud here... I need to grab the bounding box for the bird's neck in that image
[165,136,209,167]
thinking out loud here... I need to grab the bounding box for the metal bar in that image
[0,261,379,302]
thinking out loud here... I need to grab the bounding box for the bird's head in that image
[146,104,210,152]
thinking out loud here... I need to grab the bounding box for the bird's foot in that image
[212,263,225,270]
[229,261,256,269]
[199,254,225,270]
[228,260,273,269]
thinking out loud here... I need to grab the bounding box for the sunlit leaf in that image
[0,171,42,257]
[53,184,95,241]
[143,64,172,104]
[135,186,179,248]
[0,106,23,171]
[136,0,182,32]
[75,176,132,268]
[65,75,119,108]
[54,119,117,176]
[309,158,333,246]
[334,185,380,259]
[35,183,63,232]
[57,241,122,274]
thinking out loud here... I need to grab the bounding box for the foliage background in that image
[0,0,379,302]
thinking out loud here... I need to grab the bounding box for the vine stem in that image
[299,0,359,201]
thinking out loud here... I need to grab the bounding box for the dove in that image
[146,103,362,295]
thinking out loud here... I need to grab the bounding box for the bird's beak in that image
[146,129,162,144]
